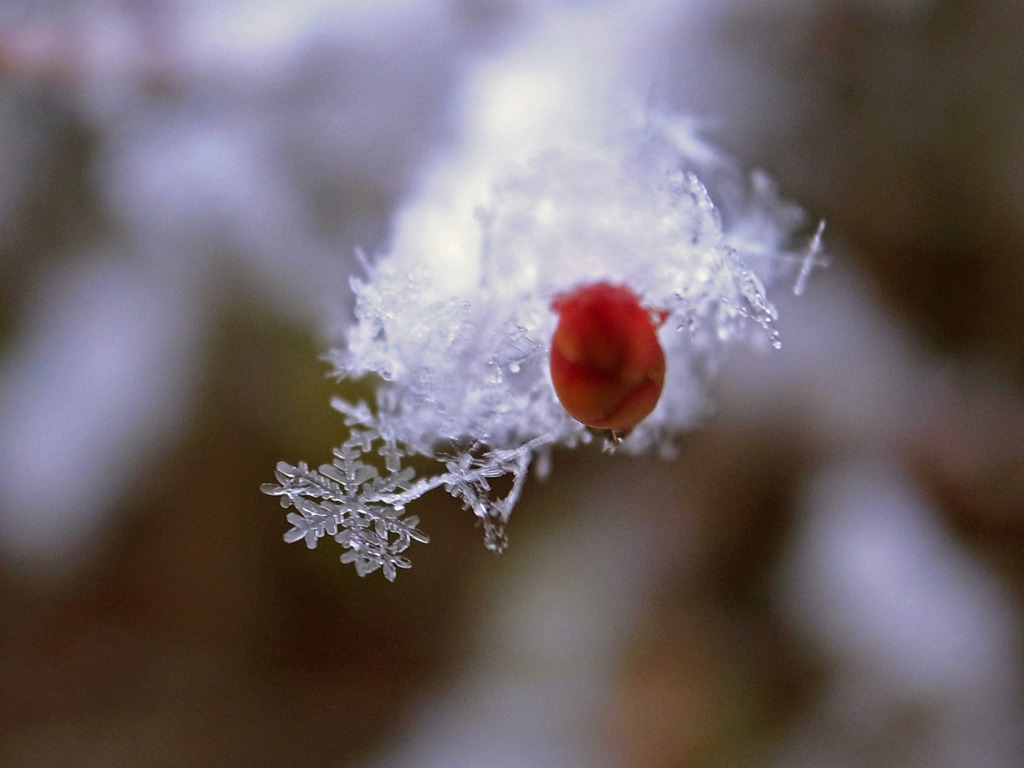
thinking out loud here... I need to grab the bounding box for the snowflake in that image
[262,112,823,579]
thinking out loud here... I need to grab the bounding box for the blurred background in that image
[0,1,1022,766]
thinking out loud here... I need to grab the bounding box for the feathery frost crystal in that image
[262,112,822,579]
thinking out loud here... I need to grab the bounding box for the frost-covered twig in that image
[262,109,823,578]
[262,395,561,579]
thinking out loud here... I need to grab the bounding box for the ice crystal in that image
[263,112,823,578]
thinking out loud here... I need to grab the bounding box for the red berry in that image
[550,282,666,434]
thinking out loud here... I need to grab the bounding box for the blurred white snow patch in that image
[717,266,934,449]
[96,112,347,323]
[0,256,207,576]
[782,457,1019,692]
[461,0,653,154]
[100,115,276,251]
[178,0,451,83]
[774,457,1024,766]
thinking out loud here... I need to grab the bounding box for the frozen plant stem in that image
[262,110,823,579]
[263,409,555,580]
